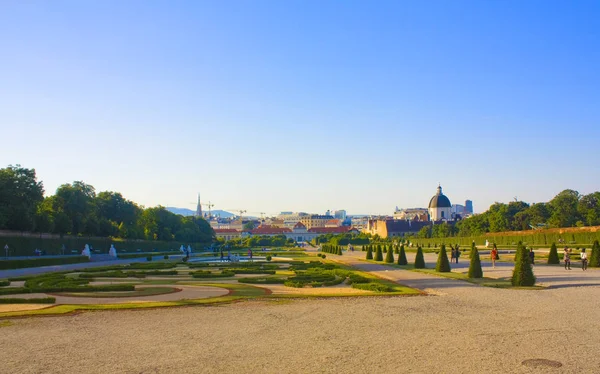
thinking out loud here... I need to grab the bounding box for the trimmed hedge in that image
[414,247,425,269]
[0,256,89,270]
[547,243,560,264]
[366,246,373,260]
[435,245,451,272]
[0,279,10,287]
[228,268,276,275]
[0,297,56,304]
[384,246,395,263]
[191,270,235,278]
[468,248,483,278]
[589,240,600,268]
[397,245,407,266]
[512,242,536,286]
[237,277,285,284]
[351,283,392,292]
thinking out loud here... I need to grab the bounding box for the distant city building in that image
[334,210,347,221]
[452,204,465,215]
[195,194,203,217]
[428,185,452,221]
[465,200,473,214]
[300,214,335,229]
[393,208,429,221]
[325,219,341,227]
[364,219,431,238]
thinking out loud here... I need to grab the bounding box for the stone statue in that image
[187,245,192,254]
[180,245,186,253]
[108,244,117,258]
[82,244,91,258]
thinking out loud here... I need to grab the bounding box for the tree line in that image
[416,189,600,238]
[0,165,214,243]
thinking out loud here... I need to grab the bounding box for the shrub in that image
[347,273,369,284]
[394,246,399,254]
[468,248,483,278]
[0,279,10,287]
[366,246,373,260]
[351,283,392,292]
[0,256,89,270]
[375,245,383,261]
[384,246,394,263]
[229,268,276,275]
[435,245,451,272]
[512,242,536,286]
[589,240,600,268]
[164,255,169,260]
[0,297,56,304]
[547,243,560,265]
[191,270,235,278]
[237,277,286,284]
[266,255,272,262]
[414,247,425,269]
[321,254,326,259]
[146,256,153,261]
[398,245,407,266]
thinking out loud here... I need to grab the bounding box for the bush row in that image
[0,297,56,304]
[0,256,89,270]
[320,244,342,255]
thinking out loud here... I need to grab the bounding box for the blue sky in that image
[1,1,598,215]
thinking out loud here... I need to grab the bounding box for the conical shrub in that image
[394,245,399,254]
[398,245,408,265]
[414,246,425,268]
[512,242,536,286]
[589,240,600,268]
[470,242,476,259]
[385,245,394,263]
[435,244,451,272]
[375,245,383,261]
[468,248,483,278]
[366,246,373,260]
[547,242,559,265]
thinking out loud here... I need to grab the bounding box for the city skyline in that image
[1,1,599,215]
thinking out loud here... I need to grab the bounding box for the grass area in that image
[54,286,179,298]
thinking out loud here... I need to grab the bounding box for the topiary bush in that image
[0,297,55,304]
[0,279,10,287]
[164,255,169,260]
[512,242,536,286]
[375,245,383,261]
[435,245,451,272]
[589,240,600,268]
[547,242,560,265]
[146,256,153,261]
[351,282,392,292]
[384,245,394,263]
[398,245,407,266]
[266,255,272,262]
[414,247,425,269]
[366,246,373,260]
[468,248,483,278]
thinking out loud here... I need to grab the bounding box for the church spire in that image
[195,193,203,217]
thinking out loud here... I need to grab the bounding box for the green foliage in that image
[589,240,600,268]
[468,248,483,278]
[366,246,373,260]
[0,165,44,231]
[0,297,56,304]
[237,277,285,284]
[384,245,394,263]
[414,247,425,269]
[547,242,560,264]
[375,245,383,261]
[0,273,135,295]
[397,245,407,265]
[351,283,392,292]
[435,244,451,272]
[146,256,153,261]
[0,279,10,287]
[191,270,235,278]
[266,255,272,262]
[163,255,169,260]
[512,242,536,286]
[0,256,89,270]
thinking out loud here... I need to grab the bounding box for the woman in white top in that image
[580,248,588,271]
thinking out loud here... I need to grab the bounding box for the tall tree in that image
[0,165,44,231]
[548,189,580,228]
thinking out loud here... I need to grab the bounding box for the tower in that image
[195,194,203,217]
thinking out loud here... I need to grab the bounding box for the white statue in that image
[187,245,192,254]
[108,244,117,258]
[81,244,91,258]
[180,245,186,253]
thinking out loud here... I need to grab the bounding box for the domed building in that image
[428,185,452,221]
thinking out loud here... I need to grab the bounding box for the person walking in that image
[450,246,456,264]
[529,248,535,265]
[491,245,498,268]
[564,247,571,270]
[455,245,460,264]
[581,248,588,271]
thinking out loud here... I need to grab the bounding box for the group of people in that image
[450,245,461,264]
[564,247,588,271]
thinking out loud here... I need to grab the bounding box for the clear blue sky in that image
[1,1,599,215]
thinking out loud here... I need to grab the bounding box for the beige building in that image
[300,215,335,229]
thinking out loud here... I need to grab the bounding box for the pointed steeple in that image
[195,193,203,217]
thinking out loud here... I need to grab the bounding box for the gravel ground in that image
[2,283,600,374]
